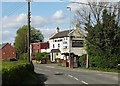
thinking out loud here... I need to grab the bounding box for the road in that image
[34,64,119,86]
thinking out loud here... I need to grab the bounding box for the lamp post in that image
[67,6,72,68]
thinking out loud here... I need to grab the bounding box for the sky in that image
[1,0,119,43]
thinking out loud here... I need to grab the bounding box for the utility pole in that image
[27,0,31,62]
[67,6,72,68]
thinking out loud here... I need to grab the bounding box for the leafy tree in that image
[15,25,44,58]
[85,9,120,69]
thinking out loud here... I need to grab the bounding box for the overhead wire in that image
[5,3,27,16]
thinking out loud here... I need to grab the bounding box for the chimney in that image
[56,27,60,33]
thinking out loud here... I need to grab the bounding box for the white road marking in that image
[68,75,73,78]
[81,81,88,85]
[73,77,79,81]
[68,75,79,81]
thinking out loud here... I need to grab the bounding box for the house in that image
[31,42,50,53]
[49,26,87,68]
[0,43,16,59]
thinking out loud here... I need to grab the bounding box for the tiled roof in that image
[50,30,73,39]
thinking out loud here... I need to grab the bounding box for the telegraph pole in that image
[67,6,72,68]
[27,0,31,62]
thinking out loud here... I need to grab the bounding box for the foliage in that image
[15,25,44,58]
[2,60,39,85]
[20,53,28,60]
[79,55,86,67]
[85,8,120,69]
[31,52,49,61]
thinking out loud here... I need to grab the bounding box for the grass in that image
[79,66,120,73]
[57,63,120,73]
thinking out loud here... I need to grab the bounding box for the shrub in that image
[2,60,36,85]
[20,53,28,60]
[31,52,49,61]
[79,55,86,67]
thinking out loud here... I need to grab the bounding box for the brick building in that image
[31,42,50,53]
[0,43,16,59]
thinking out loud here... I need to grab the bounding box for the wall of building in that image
[31,42,49,53]
[0,44,16,59]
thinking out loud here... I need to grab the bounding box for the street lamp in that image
[67,6,72,68]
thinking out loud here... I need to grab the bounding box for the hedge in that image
[2,60,38,86]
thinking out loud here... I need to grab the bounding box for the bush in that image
[20,53,28,60]
[31,52,49,61]
[2,60,37,85]
[79,55,86,67]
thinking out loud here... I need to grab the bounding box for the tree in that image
[73,0,120,69]
[15,25,44,58]
[74,0,118,29]
[85,8,120,69]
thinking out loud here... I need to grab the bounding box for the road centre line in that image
[67,75,79,81]
[81,81,88,85]
[73,77,79,81]
[68,75,73,78]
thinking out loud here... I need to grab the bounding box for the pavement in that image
[34,63,119,86]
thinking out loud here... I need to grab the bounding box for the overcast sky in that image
[1,0,119,43]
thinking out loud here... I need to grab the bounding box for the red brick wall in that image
[0,44,16,59]
[32,42,49,53]
[40,42,49,49]
[32,43,40,52]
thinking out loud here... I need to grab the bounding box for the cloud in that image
[36,27,69,42]
[36,27,56,41]
[1,10,69,43]
[2,30,16,43]
[53,10,64,19]
[2,14,27,30]
[31,16,47,28]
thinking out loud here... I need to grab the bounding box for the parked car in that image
[41,58,47,64]
[9,58,17,61]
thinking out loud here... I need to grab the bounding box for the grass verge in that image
[2,60,40,86]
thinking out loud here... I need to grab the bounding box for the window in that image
[3,52,5,54]
[66,37,67,40]
[58,44,60,48]
[63,41,67,49]
[53,44,55,48]
[60,39,62,41]
[72,40,84,47]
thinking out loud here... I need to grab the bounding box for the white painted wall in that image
[41,49,50,53]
